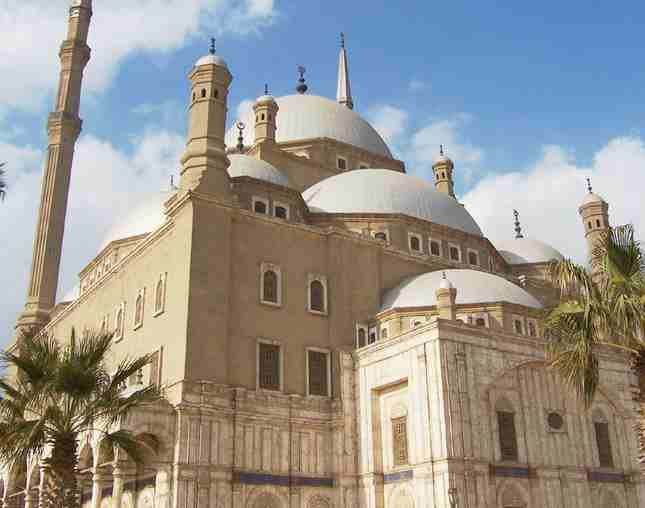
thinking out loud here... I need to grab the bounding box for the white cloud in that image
[235,99,255,123]
[0,0,277,112]
[367,105,409,154]
[0,128,184,346]
[462,137,645,262]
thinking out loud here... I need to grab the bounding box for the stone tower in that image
[578,178,610,272]
[432,145,456,198]
[253,87,279,145]
[17,0,93,332]
[179,40,233,201]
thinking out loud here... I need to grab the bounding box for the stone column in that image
[90,472,104,508]
[23,492,34,508]
[111,468,125,508]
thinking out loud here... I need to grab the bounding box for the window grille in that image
[263,270,278,303]
[259,343,280,391]
[497,411,518,461]
[310,280,325,312]
[450,246,460,261]
[392,416,409,466]
[308,350,328,396]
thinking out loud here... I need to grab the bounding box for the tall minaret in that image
[432,145,456,198]
[17,0,93,331]
[578,178,610,274]
[336,33,353,110]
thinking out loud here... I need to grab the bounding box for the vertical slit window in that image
[497,411,519,461]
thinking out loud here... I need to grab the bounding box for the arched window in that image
[374,231,387,242]
[261,113,265,121]
[263,270,278,303]
[134,293,144,328]
[154,277,165,314]
[115,307,124,338]
[588,221,592,229]
[310,279,326,313]
[475,318,486,327]
[596,219,601,228]
[357,327,366,348]
[253,198,268,214]
[201,89,206,98]
[381,328,388,339]
[409,235,421,252]
[468,251,479,266]
[441,172,446,179]
[213,89,219,99]
[192,92,196,101]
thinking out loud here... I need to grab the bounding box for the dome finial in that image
[440,144,444,156]
[340,32,345,48]
[235,120,245,152]
[264,83,269,95]
[513,209,524,239]
[296,65,308,94]
[209,37,216,55]
[586,177,593,194]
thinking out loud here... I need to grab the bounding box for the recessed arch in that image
[246,488,286,508]
[387,484,414,508]
[497,480,528,508]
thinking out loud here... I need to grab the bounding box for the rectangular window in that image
[259,343,281,391]
[595,422,614,468]
[498,411,519,461]
[273,201,290,220]
[408,233,422,253]
[149,349,162,387]
[307,349,330,397]
[337,156,347,170]
[392,416,409,467]
[429,239,441,256]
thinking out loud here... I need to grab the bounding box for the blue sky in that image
[1,0,645,344]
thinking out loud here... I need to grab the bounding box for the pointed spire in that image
[296,65,308,94]
[209,37,216,55]
[513,209,524,239]
[336,32,353,110]
[586,177,593,194]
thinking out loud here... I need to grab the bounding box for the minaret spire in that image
[17,0,93,331]
[336,32,354,110]
[513,209,524,238]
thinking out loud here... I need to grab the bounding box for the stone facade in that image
[4,2,644,508]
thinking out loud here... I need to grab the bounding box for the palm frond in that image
[101,429,160,464]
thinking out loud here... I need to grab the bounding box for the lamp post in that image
[448,487,458,508]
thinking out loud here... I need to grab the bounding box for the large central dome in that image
[225,94,392,158]
[303,169,483,236]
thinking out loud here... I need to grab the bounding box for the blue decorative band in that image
[232,472,334,488]
[587,471,626,483]
[490,465,531,478]
[383,470,413,483]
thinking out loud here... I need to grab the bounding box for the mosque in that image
[3,1,644,507]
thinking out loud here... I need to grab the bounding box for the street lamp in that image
[448,487,458,508]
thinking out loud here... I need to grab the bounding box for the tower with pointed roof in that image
[179,39,233,200]
[432,145,456,198]
[253,85,279,145]
[17,0,93,331]
[578,178,610,272]
[337,33,353,109]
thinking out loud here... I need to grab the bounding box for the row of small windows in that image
[255,113,273,122]
[103,274,167,340]
[260,264,328,314]
[82,251,120,294]
[408,233,481,266]
[587,218,603,230]
[496,401,614,468]
[336,156,369,171]
[192,88,219,101]
[258,341,331,397]
[252,197,290,220]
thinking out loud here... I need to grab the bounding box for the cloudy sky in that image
[1,0,644,345]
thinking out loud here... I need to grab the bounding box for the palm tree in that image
[0,329,161,508]
[0,162,6,201]
[546,224,645,407]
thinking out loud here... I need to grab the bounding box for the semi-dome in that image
[225,94,392,158]
[303,170,483,236]
[496,237,564,265]
[100,189,173,250]
[228,154,291,187]
[380,269,543,312]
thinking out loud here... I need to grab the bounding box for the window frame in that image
[356,323,368,349]
[153,273,167,317]
[467,248,480,267]
[305,347,332,398]
[252,196,270,215]
[307,274,328,315]
[428,238,442,257]
[336,155,348,171]
[256,338,283,392]
[513,317,525,335]
[408,232,423,254]
[260,262,282,307]
[497,410,519,462]
[527,318,538,337]
[380,324,389,340]
[273,201,290,220]
[133,288,145,330]
[372,229,390,243]
[114,302,126,342]
[448,243,462,262]
[391,415,409,467]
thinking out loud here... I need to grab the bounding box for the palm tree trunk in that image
[44,434,80,508]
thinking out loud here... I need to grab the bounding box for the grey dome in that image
[100,190,172,250]
[381,269,543,312]
[303,170,483,236]
[195,54,228,68]
[228,154,291,187]
[226,94,392,158]
[496,238,564,265]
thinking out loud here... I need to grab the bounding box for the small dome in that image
[496,237,564,265]
[255,94,277,104]
[195,53,228,69]
[433,154,453,166]
[381,269,543,312]
[227,154,291,187]
[581,192,606,206]
[303,170,483,236]
[100,189,173,250]
[225,94,392,158]
[439,274,454,290]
